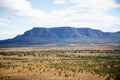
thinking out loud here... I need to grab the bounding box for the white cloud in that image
[0,18,9,27]
[54,0,66,5]
[0,0,46,20]
[0,32,17,40]
[0,22,8,27]
[0,0,120,33]
[50,0,120,31]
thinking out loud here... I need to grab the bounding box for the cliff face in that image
[0,27,120,46]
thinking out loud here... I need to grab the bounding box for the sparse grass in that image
[0,62,5,68]
[0,46,120,80]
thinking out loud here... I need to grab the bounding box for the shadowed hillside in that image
[0,27,120,47]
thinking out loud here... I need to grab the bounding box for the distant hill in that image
[0,27,120,47]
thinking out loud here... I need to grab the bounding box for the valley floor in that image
[0,46,120,80]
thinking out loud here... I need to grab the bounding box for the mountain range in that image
[0,27,120,47]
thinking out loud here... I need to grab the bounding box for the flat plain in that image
[0,45,120,80]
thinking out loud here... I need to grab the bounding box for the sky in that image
[0,0,120,40]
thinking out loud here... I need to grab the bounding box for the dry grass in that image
[0,46,120,80]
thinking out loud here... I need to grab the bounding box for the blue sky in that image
[0,0,120,40]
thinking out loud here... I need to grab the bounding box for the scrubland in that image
[0,46,120,80]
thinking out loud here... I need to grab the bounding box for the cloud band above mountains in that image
[0,0,120,40]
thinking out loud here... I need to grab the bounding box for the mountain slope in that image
[0,27,120,46]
